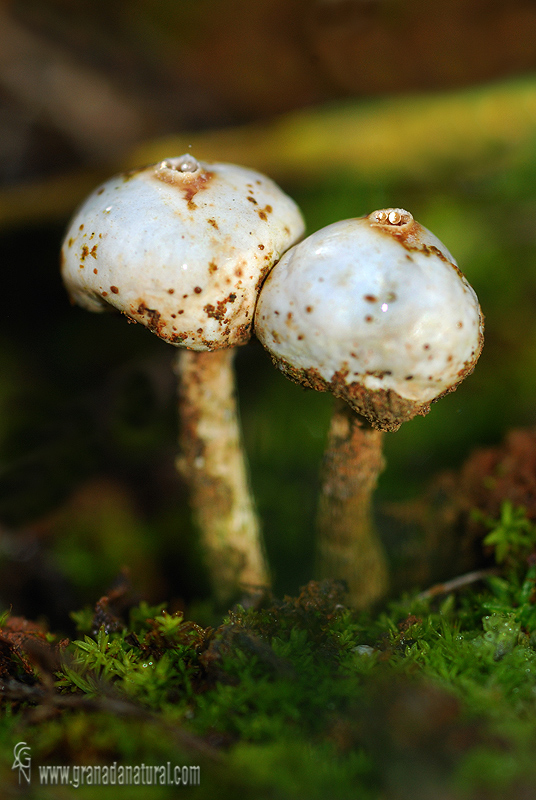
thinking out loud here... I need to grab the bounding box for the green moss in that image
[3,506,536,798]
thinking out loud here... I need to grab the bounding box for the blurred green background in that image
[1,0,536,627]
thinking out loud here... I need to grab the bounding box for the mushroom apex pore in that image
[154,154,203,186]
[368,208,413,228]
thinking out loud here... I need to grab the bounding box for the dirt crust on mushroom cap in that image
[272,357,428,431]
[271,351,482,432]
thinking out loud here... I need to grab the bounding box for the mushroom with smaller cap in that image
[255,208,484,608]
[61,154,305,604]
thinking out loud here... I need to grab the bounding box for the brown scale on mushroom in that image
[204,293,237,322]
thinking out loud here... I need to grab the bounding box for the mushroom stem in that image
[315,399,388,609]
[175,348,269,604]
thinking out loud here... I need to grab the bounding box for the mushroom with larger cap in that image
[255,208,484,608]
[61,154,305,604]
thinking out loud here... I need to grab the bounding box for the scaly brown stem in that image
[315,399,388,609]
[175,349,269,604]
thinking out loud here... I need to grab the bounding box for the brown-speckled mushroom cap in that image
[60,155,305,351]
[255,209,484,431]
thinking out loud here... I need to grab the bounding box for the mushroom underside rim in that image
[271,355,482,432]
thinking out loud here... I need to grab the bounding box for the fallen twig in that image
[417,567,500,601]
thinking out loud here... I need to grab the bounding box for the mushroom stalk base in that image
[175,349,269,604]
[315,399,388,609]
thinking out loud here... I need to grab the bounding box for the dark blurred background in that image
[2,0,536,629]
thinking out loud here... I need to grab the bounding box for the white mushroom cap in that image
[61,155,305,350]
[254,209,484,431]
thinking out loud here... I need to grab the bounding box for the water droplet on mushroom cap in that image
[175,154,200,173]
